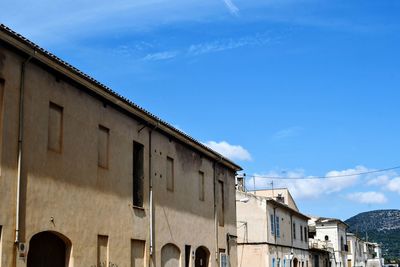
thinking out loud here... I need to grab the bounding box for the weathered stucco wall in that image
[0,38,238,267]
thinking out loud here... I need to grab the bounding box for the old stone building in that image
[0,24,241,267]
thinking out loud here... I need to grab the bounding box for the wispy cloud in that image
[203,141,251,161]
[347,191,388,204]
[128,32,278,62]
[187,33,274,56]
[222,0,239,16]
[142,51,179,61]
[272,126,303,140]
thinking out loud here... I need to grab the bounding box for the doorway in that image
[293,258,299,267]
[27,231,69,267]
[195,246,210,267]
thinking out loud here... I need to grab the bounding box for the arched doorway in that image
[161,243,180,267]
[293,258,299,267]
[27,231,70,267]
[195,246,210,267]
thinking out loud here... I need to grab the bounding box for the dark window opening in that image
[293,223,296,239]
[218,181,224,226]
[167,157,174,191]
[133,141,144,207]
[185,245,191,267]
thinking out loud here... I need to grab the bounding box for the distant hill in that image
[345,209,400,260]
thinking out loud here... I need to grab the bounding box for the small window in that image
[166,157,174,191]
[185,245,191,267]
[98,125,109,168]
[220,252,228,267]
[270,214,275,234]
[218,181,225,226]
[131,239,145,267]
[325,235,329,241]
[133,142,144,207]
[341,236,344,251]
[48,102,63,152]
[300,225,303,241]
[304,226,308,242]
[97,235,109,267]
[293,223,296,239]
[199,171,205,201]
[276,216,280,237]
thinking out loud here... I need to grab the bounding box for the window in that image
[325,235,329,241]
[272,258,276,267]
[131,239,145,267]
[284,259,286,267]
[218,181,225,226]
[97,235,109,267]
[220,252,229,267]
[270,214,275,234]
[293,222,296,239]
[185,245,191,267]
[98,125,109,168]
[133,142,144,207]
[166,157,174,191]
[278,258,281,267]
[276,216,280,237]
[341,236,344,251]
[304,226,308,242]
[199,171,205,201]
[48,102,63,152]
[300,225,303,241]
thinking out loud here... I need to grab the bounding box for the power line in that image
[241,165,400,180]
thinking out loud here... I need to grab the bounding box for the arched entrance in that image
[195,246,210,267]
[293,258,299,267]
[161,243,180,267]
[27,231,70,267]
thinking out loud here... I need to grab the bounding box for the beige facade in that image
[236,190,310,267]
[0,25,241,267]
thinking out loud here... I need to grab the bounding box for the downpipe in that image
[15,54,33,244]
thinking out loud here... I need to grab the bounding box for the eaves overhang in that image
[0,24,242,172]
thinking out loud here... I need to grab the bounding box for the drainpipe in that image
[148,122,158,266]
[15,54,33,244]
[213,158,222,264]
[213,161,218,263]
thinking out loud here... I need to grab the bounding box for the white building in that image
[236,189,310,267]
[308,217,348,267]
[347,233,366,267]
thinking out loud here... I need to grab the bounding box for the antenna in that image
[271,180,274,199]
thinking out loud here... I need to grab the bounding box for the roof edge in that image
[0,24,242,171]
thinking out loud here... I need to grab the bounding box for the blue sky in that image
[3,0,400,220]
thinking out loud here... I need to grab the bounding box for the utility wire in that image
[240,165,400,180]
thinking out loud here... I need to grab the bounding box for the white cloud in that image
[203,141,251,161]
[222,0,239,16]
[366,174,390,186]
[249,166,367,199]
[347,191,388,204]
[387,177,400,194]
[142,51,179,61]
